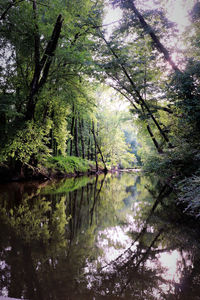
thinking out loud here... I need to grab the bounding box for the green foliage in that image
[142,142,200,179]
[35,91,71,155]
[96,89,136,168]
[46,155,93,174]
[177,174,200,218]
[1,0,199,191]
[0,0,103,168]
[0,120,51,163]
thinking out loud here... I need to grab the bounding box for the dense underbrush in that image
[142,146,200,218]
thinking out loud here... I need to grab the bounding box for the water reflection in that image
[0,173,200,299]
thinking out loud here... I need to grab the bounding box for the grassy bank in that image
[44,156,95,176]
[0,156,100,182]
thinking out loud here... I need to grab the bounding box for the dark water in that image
[0,173,200,300]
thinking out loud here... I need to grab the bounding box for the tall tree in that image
[0,0,104,168]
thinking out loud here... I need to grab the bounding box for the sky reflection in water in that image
[0,173,199,299]
[86,213,193,298]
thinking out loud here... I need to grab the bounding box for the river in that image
[0,172,200,300]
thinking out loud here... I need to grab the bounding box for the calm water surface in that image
[0,173,200,300]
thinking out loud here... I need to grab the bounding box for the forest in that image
[1,1,200,299]
[0,0,200,216]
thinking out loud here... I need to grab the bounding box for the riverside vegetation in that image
[0,0,200,217]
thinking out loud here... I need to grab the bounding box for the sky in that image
[101,0,197,109]
[103,0,196,35]
[164,0,196,31]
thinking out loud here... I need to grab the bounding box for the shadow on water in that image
[0,173,200,299]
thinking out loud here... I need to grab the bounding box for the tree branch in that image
[0,0,48,21]
[127,0,181,73]
[99,30,171,145]
[0,0,24,20]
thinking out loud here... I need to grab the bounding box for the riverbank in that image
[0,156,142,183]
[0,158,100,183]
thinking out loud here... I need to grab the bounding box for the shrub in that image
[45,155,93,174]
[177,174,200,218]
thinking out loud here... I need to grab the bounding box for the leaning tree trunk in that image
[91,122,107,173]
[99,31,172,148]
[92,121,99,172]
[126,0,180,73]
[25,9,63,120]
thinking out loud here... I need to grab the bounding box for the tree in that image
[0,0,104,170]
[91,3,176,153]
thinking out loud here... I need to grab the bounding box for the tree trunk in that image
[141,103,163,154]
[79,119,85,159]
[91,122,107,172]
[90,142,94,161]
[146,124,163,153]
[70,105,75,156]
[74,117,79,157]
[127,0,180,73]
[99,31,172,148]
[87,127,91,160]
[92,121,99,172]
[25,14,63,120]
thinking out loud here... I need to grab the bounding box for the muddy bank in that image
[0,163,107,183]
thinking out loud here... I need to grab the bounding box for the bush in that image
[142,144,200,179]
[45,155,93,174]
[177,174,200,218]
[0,120,51,164]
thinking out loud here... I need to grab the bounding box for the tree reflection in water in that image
[0,173,200,299]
